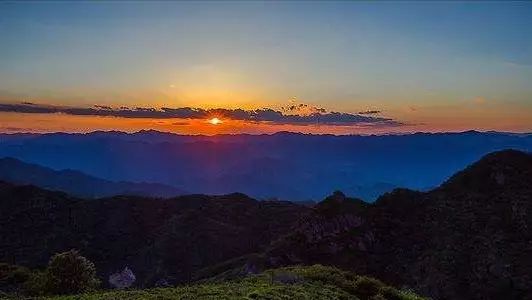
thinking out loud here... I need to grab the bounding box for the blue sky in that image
[0,1,531,133]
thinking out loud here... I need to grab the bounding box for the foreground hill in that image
[0,157,185,198]
[38,265,424,300]
[214,150,531,299]
[0,184,309,287]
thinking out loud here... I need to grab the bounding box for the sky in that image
[0,1,531,135]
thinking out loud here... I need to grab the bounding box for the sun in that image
[208,117,222,125]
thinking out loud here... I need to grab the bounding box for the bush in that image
[23,270,50,296]
[285,265,357,293]
[0,263,31,286]
[0,263,33,296]
[377,286,400,300]
[46,249,100,294]
[353,276,384,299]
[269,270,303,284]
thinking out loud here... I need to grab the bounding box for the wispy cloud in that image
[357,110,381,115]
[0,102,403,127]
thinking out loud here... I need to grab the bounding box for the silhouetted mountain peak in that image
[442,149,532,192]
[241,149,532,299]
[327,190,347,202]
[315,190,367,217]
[220,192,254,201]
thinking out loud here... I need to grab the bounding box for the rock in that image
[109,267,136,289]
[154,278,171,288]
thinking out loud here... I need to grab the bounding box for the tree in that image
[46,249,100,294]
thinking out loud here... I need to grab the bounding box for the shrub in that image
[286,265,357,293]
[378,286,407,300]
[269,270,303,284]
[352,276,384,299]
[23,270,50,296]
[0,263,31,286]
[46,249,100,294]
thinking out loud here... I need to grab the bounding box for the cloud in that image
[281,103,327,115]
[0,102,403,127]
[94,105,112,110]
[357,110,381,115]
[0,103,59,114]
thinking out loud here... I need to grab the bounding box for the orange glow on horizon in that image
[0,108,531,136]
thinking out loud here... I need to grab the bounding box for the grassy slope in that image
[43,265,425,300]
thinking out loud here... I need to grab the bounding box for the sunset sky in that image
[1,1,531,134]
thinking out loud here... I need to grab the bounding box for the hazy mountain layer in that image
[0,157,185,198]
[1,130,530,201]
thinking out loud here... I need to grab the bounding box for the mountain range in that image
[0,157,185,199]
[0,149,531,299]
[1,130,531,201]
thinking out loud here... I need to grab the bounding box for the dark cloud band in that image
[0,102,403,127]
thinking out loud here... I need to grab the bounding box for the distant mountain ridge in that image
[0,157,186,198]
[1,130,530,201]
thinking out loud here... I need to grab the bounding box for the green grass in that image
[18,265,426,300]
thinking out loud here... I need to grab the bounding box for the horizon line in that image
[1,129,531,138]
